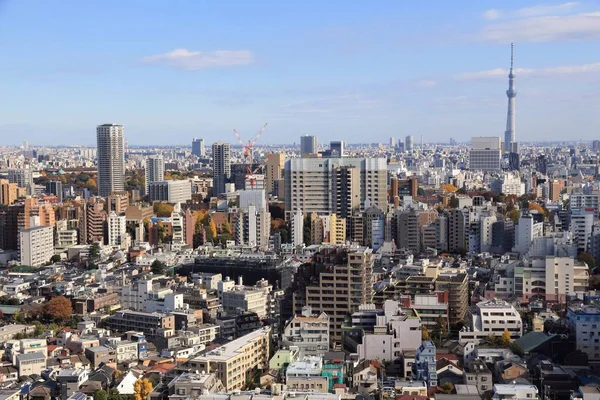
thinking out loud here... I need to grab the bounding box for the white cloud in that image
[417,80,437,88]
[457,62,600,80]
[483,9,503,20]
[141,49,255,70]
[482,2,578,20]
[481,12,600,42]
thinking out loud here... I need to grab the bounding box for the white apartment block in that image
[291,209,304,247]
[569,191,599,218]
[145,155,165,189]
[357,300,422,362]
[460,299,522,344]
[233,205,271,249]
[148,180,192,204]
[570,209,594,253]
[19,225,54,267]
[108,211,126,246]
[189,327,271,392]
[282,306,330,358]
[513,213,543,255]
[284,157,387,219]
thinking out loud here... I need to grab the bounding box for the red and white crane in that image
[232,123,268,189]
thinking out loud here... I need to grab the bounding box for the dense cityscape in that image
[2,3,600,400]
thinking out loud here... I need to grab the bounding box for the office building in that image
[96,124,125,197]
[148,180,192,204]
[145,155,165,189]
[405,135,414,152]
[107,211,126,247]
[284,157,387,219]
[330,141,345,157]
[192,138,205,157]
[265,153,285,195]
[469,137,502,171]
[8,169,34,195]
[45,180,63,202]
[300,135,318,156]
[19,225,54,267]
[189,327,271,392]
[212,142,231,196]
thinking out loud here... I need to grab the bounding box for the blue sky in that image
[1,0,599,145]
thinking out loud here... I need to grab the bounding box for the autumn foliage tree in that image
[134,378,153,400]
[43,296,73,321]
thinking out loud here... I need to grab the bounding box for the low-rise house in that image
[56,368,89,400]
[167,372,225,399]
[16,352,46,377]
[351,360,380,395]
[436,358,463,386]
[464,360,493,394]
[85,346,116,369]
[491,384,538,400]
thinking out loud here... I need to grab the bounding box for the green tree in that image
[94,390,108,400]
[578,252,596,268]
[89,242,101,267]
[440,382,455,394]
[151,259,167,275]
[49,254,61,264]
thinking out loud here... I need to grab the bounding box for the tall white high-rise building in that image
[107,211,126,246]
[469,137,502,172]
[292,209,304,247]
[212,142,231,196]
[234,190,270,248]
[97,124,125,197]
[145,155,165,189]
[300,135,318,156]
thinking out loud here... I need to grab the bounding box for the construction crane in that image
[233,123,268,189]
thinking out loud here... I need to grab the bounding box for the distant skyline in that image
[1,1,599,145]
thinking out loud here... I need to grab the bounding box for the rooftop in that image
[192,327,270,362]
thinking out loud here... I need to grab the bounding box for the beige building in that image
[189,327,271,392]
[265,153,285,195]
[296,247,374,342]
[0,179,22,206]
[435,273,468,326]
[309,213,346,245]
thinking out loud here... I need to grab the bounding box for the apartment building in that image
[460,299,522,344]
[189,327,271,392]
[297,247,374,342]
[19,225,54,267]
[567,305,600,361]
[435,273,468,326]
[107,310,175,339]
[282,306,330,358]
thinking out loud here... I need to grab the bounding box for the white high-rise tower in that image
[145,155,165,188]
[504,43,517,153]
[97,124,125,197]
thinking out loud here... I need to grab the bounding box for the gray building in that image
[148,180,192,204]
[8,169,34,195]
[212,142,231,196]
[96,124,125,197]
[192,138,205,157]
[284,157,387,219]
[300,135,317,155]
[405,135,414,152]
[469,137,502,172]
[46,180,63,202]
[330,141,345,157]
[145,155,165,190]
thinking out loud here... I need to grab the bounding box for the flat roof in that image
[192,327,270,362]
